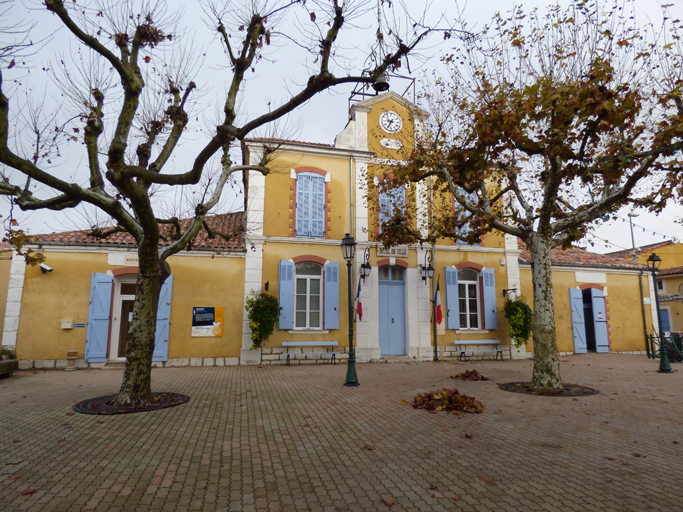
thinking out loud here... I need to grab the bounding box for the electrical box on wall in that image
[61,319,73,329]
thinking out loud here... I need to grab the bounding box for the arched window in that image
[295,262,322,328]
[458,268,479,329]
[444,265,498,331]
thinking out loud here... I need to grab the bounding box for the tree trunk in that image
[113,239,161,406]
[528,233,563,392]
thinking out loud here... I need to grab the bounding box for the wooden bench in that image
[281,341,339,366]
[456,340,504,362]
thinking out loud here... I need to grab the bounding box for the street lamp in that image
[360,248,372,283]
[647,253,672,373]
[341,233,360,386]
[419,251,435,284]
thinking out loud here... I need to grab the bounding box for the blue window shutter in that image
[482,268,498,330]
[590,288,609,353]
[570,288,587,353]
[278,260,295,329]
[324,262,340,329]
[661,309,672,332]
[153,275,173,362]
[379,190,391,229]
[444,266,460,330]
[85,272,113,363]
[311,176,325,238]
[296,175,310,236]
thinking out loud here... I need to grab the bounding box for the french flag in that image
[435,281,443,325]
[356,278,363,321]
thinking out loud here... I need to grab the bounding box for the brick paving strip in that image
[1,354,682,511]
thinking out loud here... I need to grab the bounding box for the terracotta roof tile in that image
[34,212,245,250]
[517,239,645,270]
[659,264,683,277]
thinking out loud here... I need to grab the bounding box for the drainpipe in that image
[638,271,649,347]
[349,156,355,237]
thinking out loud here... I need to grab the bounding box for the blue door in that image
[570,288,587,354]
[660,309,672,333]
[590,289,609,353]
[378,266,406,356]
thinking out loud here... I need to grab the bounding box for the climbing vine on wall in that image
[503,296,533,348]
[245,291,280,350]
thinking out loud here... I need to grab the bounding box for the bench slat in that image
[282,341,338,347]
[455,340,500,345]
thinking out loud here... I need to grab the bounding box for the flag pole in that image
[433,272,440,361]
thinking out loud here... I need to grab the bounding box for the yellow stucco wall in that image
[261,243,349,348]
[635,243,683,269]
[432,250,511,346]
[0,250,12,339]
[366,97,417,159]
[261,151,353,239]
[15,251,245,361]
[519,267,652,353]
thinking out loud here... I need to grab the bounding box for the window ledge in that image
[288,330,330,335]
[455,329,490,334]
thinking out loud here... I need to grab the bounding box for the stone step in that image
[101,361,126,370]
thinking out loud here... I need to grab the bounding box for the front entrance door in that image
[378,266,406,356]
[110,279,137,361]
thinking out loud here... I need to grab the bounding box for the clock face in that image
[379,110,403,134]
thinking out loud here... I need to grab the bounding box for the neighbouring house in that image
[0,92,658,368]
[609,240,683,334]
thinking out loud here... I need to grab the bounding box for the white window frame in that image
[458,270,480,329]
[295,172,326,238]
[109,276,137,362]
[294,263,323,329]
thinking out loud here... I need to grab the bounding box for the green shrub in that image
[503,296,532,348]
[245,291,280,350]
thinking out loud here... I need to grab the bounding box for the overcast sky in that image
[2,0,682,255]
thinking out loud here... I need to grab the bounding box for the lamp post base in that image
[659,350,672,373]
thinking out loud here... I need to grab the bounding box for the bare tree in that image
[375,0,683,392]
[0,0,448,406]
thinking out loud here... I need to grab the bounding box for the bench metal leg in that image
[459,352,468,362]
[331,354,336,365]
[286,354,291,366]
[495,350,504,361]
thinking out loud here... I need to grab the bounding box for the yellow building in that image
[0,92,657,367]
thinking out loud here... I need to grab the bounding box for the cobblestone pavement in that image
[2,354,683,511]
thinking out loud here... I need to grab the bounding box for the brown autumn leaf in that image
[12,440,21,443]
[400,400,411,406]
[381,499,395,507]
[451,370,489,381]
[479,477,495,485]
[144,56,151,63]
[7,475,22,481]
[20,489,37,495]
[531,418,540,422]
[464,433,472,439]
[363,444,376,451]
[410,388,484,413]
[66,412,74,416]
[452,496,462,501]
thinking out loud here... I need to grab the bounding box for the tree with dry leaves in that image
[0,0,449,406]
[376,1,683,392]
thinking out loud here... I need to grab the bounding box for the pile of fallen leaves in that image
[402,388,484,413]
[451,370,489,381]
